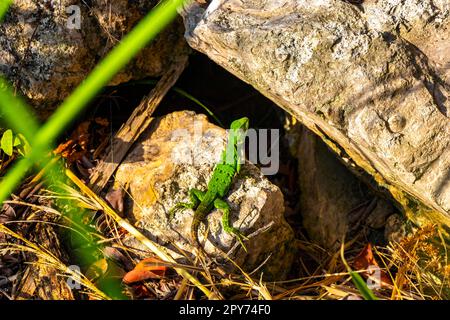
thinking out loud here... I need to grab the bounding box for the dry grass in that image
[0,221,109,300]
[1,170,449,300]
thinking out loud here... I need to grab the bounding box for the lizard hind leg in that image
[214,198,248,252]
[168,188,205,221]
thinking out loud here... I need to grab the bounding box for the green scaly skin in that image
[169,117,250,256]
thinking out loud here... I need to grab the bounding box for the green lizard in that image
[169,117,250,255]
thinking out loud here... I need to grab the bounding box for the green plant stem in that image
[0,80,41,139]
[0,0,12,21]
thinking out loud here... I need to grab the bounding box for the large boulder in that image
[180,0,450,226]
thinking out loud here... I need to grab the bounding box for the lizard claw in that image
[168,204,187,222]
[168,201,197,222]
[167,209,176,222]
[167,206,179,222]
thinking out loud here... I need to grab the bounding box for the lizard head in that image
[230,117,249,145]
[223,117,249,166]
[230,117,249,134]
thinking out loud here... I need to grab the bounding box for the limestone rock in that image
[0,0,189,117]
[112,111,295,279]
[295,125,397,249]
[363,0,450,114]
[180,0,450,225]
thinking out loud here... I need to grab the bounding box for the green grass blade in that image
[130,79,224,127]
[0,0,189,299]
[0,0,12,21]
[34,0,187,147]
[0,0,188,202]
[0,78,40,139]
[173,87,224,127]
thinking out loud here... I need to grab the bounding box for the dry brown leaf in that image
[353,243,393,288]
[123,257,167,284]
[54,121,91,163]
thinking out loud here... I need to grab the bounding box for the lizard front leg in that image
[168,189,205,221]
[214,198,248,251]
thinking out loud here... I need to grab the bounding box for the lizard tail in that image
[190,219,201,247]
[191,220,207,259]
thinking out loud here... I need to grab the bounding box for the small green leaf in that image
[16,133,31,156]
[13,135,21,147]
[0,0,13,21]
[1,129,14,156]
